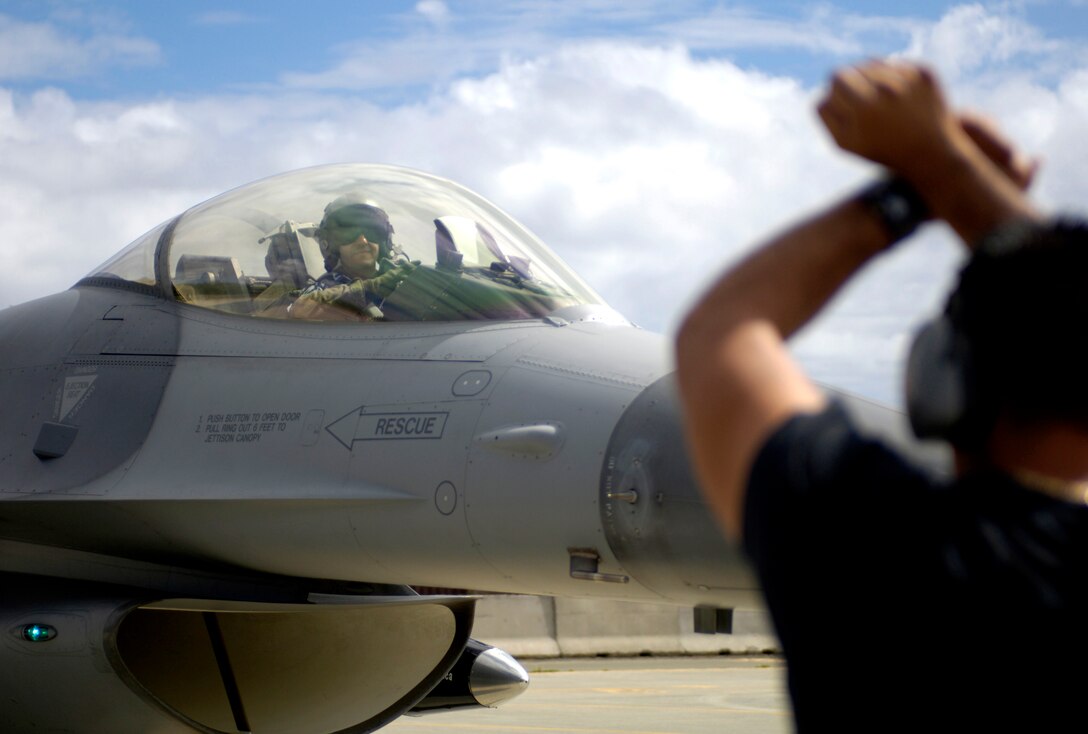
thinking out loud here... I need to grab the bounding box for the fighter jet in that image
[0,164,931,733]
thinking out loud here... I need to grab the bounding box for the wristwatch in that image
[857,176,930,246]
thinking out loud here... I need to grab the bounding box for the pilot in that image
[289,197,415,320]
[676,61,1088,730]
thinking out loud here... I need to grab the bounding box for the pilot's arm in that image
[675,61,1037,542]
[290,262,416,320]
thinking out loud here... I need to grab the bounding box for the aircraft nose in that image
[599,374,758,606]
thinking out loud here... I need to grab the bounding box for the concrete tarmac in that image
[386,656,791,734]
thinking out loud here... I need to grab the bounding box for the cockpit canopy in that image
[87,164,602,322]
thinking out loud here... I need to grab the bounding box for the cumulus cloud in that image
[902,4,1057,79]
[0,13,159,81]
[1,3,1085,407]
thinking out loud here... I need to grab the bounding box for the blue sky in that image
[6,1,1085,98]
[2,1,1087,404]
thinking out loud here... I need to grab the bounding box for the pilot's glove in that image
[290,280,375,320]
[295,261,416,313]
[301,280,366,308]
[367,261,417,299]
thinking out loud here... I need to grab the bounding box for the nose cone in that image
[469,647,530,707]
[600,374,759,606]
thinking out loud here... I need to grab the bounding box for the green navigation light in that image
[21,624,57,642]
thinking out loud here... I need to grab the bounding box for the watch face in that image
[884,194,910,220]
[861,178,926,242]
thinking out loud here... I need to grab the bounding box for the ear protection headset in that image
[904,289,986,445]
[905,220,1041,446]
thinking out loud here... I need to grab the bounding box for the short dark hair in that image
[953,218,1088,428]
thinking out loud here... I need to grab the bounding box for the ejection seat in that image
[174,255,252,314]
[252,221,320,317]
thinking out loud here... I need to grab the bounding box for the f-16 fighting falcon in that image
[0,163,928,733]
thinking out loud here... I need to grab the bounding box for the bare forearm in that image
[905,135,1038,246]
[818,62,1038,247]
[676,196,889,539]
[679,197,888,350]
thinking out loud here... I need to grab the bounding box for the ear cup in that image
[905,317,973,440]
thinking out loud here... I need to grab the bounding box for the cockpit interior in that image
[86,164,602,323]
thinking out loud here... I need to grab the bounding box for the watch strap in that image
[857,176,930,246]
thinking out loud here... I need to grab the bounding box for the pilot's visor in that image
[330,223,388,249]
[324,205,392,248]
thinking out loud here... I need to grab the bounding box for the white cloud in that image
[415,1,451,26]
[660,5,864,55]
[275,2,912,92]
[0,13,159,81]
[901,4,1060,79]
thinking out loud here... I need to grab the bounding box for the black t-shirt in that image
[744,403,1088,731]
